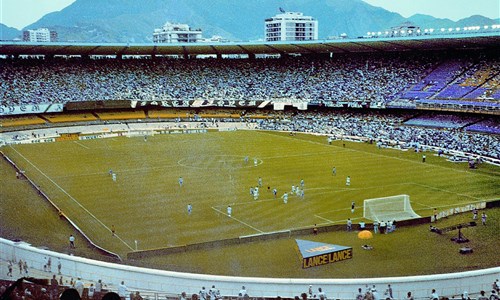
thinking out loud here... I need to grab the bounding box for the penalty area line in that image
[314,215,335,223]
[73,141,90,149]
[211,206,264,234]
[8,146,135,251]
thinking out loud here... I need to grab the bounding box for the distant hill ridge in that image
[1,0,497,42]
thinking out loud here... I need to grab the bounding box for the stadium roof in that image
[0,32,499,57]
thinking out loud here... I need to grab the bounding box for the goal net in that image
[363,195,420,222]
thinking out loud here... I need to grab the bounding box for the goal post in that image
[363,194,421,222]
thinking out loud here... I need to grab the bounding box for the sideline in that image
[211,206,264,233]
[7,145,135,252]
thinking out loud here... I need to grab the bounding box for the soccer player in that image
[227,205,232,217]
[187,204,192,215]
[273,188,277,198]
[346,176,351,186]
[351,201,355,213]
[347,218,352,231]
[253,187,259,200]
[244,156,249,164]
[258,177,263,187]
[481,212,487,225]
[112,173,117,182]
[254,158,258,167]
[291,185,296,195]
[332,167,336,176]
[300,179,304,187]
[179,177,184,187]
[282,192,288,204]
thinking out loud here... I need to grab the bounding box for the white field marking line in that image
[211,206,264,233]
[411,202,435,210]
[8,146,135,251]
[413,200,496,212]
[313,215,365,226]
[261,151,334,160]
[214,196,282,207]
[411,182,482,201]
[73,141,90,149]
[257,130,497,179]
[52,163,181,179]
[314,215,335,223]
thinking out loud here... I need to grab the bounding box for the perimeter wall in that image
[1,238,499,299]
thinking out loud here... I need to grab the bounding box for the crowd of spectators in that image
[2,51,497,107]
[255,109,499,159]
[1,278,499,300]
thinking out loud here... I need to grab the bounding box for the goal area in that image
[363,194,421,222]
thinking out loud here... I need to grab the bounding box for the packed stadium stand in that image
[0,51,498,108]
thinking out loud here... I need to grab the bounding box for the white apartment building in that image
[265,12,318,42]
[153,22,203,43]
[22,28,57,42]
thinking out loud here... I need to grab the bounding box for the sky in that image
[0,0,499,30]
[363,0,500,21]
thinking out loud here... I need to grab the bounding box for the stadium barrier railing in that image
[1,237,499,299]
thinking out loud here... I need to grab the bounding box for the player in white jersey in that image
[282,192,288,204]
[258,177,263,187]
[273,188,278,198]
[254,158,258,167]
[112,173,117,182]
[187,204,192,215]
[346,176,351,186]
[291,185,296,195]
[227,205,232,217]
[253,187,259,200]
[179,177,184,187]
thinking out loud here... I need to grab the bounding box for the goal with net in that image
[363,194,420,222]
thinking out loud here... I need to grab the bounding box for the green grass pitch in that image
[1,130,499,277]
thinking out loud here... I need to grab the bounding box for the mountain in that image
[0,24,21,41]
[408,14,497,31]
[20,0,498,43]
[407,14,456,30]
[455,15,498,27]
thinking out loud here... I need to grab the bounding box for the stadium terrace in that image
[0,31,499,300]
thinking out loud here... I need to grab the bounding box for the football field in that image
[2,130,498,265]
[3,130,497,252]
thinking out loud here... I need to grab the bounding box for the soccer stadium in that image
[1,30,500,300]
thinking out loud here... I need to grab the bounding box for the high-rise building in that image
[22,28,57,42]
[265,11,318,42]
[153,22,203,43]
